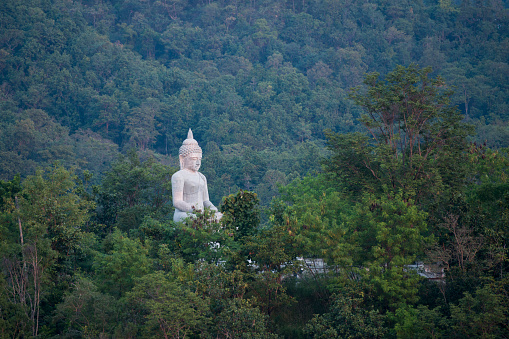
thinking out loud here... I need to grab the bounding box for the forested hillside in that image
[0,0,508,202]
[0,0,508,337]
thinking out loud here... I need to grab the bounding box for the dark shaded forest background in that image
[1,0,508,203]
[0,0,508,337]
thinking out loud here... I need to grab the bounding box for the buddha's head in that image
[179,129,202,172]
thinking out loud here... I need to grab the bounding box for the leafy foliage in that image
[305,289,389,339]
[94,150,176,233]
[127,271,210,338]
[0,165,95,337]
[349,192,430,309]
[0,0,508,336]
[325,64,474,204]
[93,229,151,297]
[215,298,278,339]
[221,190,260,240]
[54,276,120,338]
[0,0,507,205]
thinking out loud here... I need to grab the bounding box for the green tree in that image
[423,145,509,306]
[93,94,120,136]
[178,260,279,337]
[54,276,120,338]
[17,166,94,260]
[348,192,430,309]
[279,174,354,266]
[221,190,260,240]
[94,150,175,233]
[0,175,27,336]
[245,222,301,318]
[1,165,94,337]
[124,99,160,151]
[395,304,446,339]
[465,145,509,277]
[0,109,75,179]
[93,229,152,297]
[215,298,279,338]
[168,208,230,264]
[127,271,210,339]
[304,288,388,339]
[446,286,509,338]
[326,64,473,205]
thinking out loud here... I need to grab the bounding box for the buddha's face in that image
[181,152,202,172]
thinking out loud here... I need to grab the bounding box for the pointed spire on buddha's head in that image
[179,128,202,157]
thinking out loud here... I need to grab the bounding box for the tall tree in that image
[1,165,94,337]
[94,150,175,233]
[127,271,209,338]
[325,64,474,206]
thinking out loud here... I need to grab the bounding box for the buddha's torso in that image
[172,170,207,211]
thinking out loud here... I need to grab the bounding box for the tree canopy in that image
[0,0,508,337]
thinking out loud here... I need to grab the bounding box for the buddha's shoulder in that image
[171,170,187,180]
[171,170,205,180]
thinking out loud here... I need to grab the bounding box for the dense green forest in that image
[0,0,508,337]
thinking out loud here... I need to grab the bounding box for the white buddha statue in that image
[171,129,222,222]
